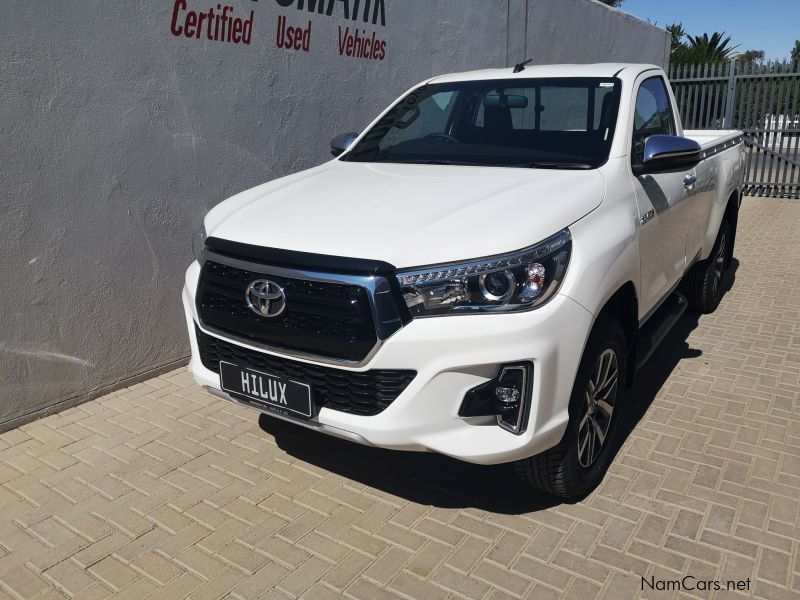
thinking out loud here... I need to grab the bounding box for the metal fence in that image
[668,60,800,198]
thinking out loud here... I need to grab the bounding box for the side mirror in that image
[634,135,702,175]
[330,131,359,157]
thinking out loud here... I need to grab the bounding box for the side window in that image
[631,76,676,165]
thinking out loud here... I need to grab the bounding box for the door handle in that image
[683,174,697,187]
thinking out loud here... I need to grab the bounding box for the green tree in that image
[671,31,739,64]
[666,22,686,55]
[737,49,765,67]
[739,49,765,61]
[791,40,800,66]
[687,32,739,60]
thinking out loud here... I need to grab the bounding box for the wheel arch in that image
[594,282,639,389]
[723,189,740,267]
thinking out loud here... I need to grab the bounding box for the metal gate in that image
[669,60,800,198]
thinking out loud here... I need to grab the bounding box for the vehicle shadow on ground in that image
[261,414,556,514]
[261,262,738,515]
[606,259,739,471]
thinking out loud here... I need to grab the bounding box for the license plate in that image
[219,361,313,419]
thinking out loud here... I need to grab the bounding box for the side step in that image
[635,291,688,369]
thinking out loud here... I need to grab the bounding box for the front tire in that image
[514,316,627,500]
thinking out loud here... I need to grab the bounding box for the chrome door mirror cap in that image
[635,135,702,175]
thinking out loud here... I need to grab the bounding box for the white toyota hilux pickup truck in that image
[183,63,744,499]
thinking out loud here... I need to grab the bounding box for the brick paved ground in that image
[1,197,799,600]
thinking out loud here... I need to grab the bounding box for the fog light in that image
[459,363,532,434]
[495,386,520,404]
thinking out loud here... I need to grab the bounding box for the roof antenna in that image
[513,58,533,73]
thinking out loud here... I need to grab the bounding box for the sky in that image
[621,0,798,61]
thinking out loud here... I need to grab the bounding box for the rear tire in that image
[681,217,732,314]
[514,316,627,500]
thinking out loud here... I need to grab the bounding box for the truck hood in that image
[207,161,606,268]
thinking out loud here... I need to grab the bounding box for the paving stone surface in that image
[1,197,799,599]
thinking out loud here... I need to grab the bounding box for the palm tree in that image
[685,32,739,61]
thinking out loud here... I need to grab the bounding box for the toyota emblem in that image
[245,279,286,318]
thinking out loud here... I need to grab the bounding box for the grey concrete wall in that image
[0,0,668,429]
[525,0,671,67]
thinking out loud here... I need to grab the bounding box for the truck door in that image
[629,75,693,320]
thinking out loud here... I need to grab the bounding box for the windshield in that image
[342,78,622,169]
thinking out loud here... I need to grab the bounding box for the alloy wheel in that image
[711,230,727,297]
[577,348,618,468]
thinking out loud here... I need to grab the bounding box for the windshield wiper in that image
[425,159,472,165]
[399,159,482,166]
[525,162,594,170]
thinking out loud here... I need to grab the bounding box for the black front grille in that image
[197,326,416,416]
[197,260,378,362]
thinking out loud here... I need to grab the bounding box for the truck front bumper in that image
[183,262,593,465]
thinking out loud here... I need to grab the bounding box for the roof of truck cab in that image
[428,63,660,83]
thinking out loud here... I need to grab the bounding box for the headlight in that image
[397,229,571,317]
[192,222,207,263]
